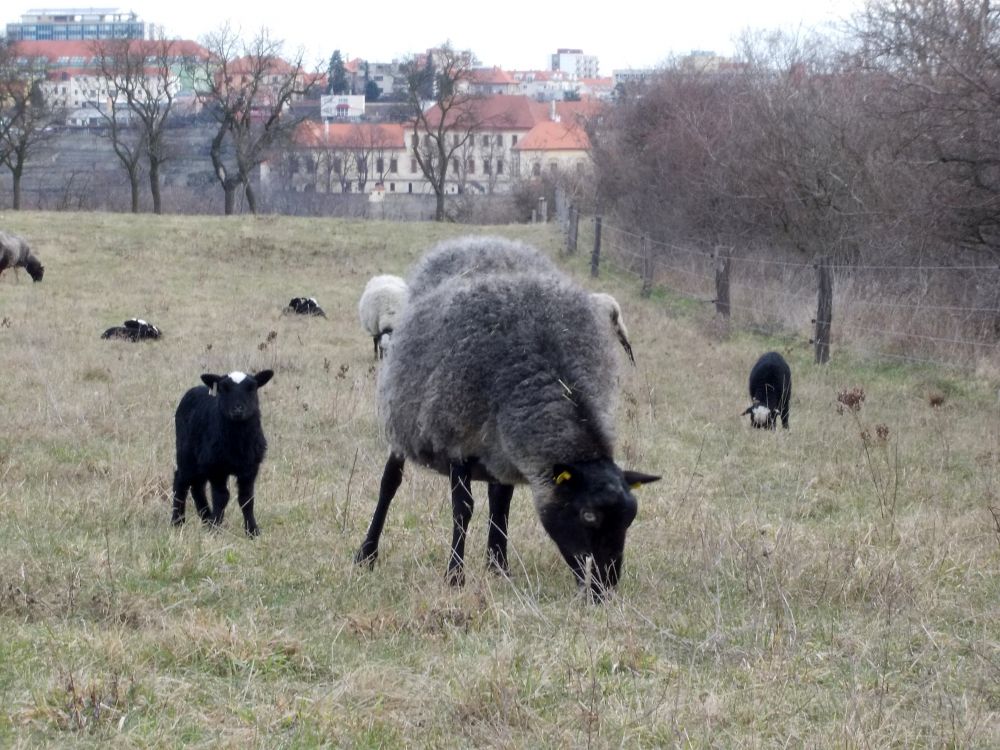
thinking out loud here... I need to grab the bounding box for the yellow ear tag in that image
[629,483,643,489]
[555,471,572,485]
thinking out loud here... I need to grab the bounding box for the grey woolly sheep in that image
[0,230,44,282]
[171,370,273,537]
[101,318,161,341]
[742,351,791,429]
[358,275,408,359]
[355,258,659,597]
[406,235,563,299]
[407,236,636,364]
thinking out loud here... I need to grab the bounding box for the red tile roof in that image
[514,119,591,151]
[12,38,209,62]
[294,121,406,149]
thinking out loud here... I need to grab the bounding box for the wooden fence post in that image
[814,256,833,364]
[640,234,653,298]
[591,215,602,278]
[714,248,731,319]
[569,207,579,254]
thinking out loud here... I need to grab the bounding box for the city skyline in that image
[5,0,863,74]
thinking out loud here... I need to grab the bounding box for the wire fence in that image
[560,206,1000,371]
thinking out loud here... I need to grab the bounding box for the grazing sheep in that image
[590,292,635,366]
[743,351,791,429]
[285,297,326,317]
[171,370,274,537]
[0,230,44,282]
[101,318,161,341]
[408,236,636,364]
[355,261,659,597]
[406,235,563,299]
[358,274,408,359]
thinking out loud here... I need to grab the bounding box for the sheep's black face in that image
[539,460,659,599]
[26,257,44,282]
[201,370,274,421]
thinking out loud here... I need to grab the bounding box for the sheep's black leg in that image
[446,462,475,586]
[355,453,405,567]
[235,472,260,537]
[171,469,189,526]
[210,478,230,527]
[190,481,212,523]
[486,483,513,575]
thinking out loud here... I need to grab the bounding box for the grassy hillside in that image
[1,212,998,747]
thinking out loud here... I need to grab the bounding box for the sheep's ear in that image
[201,374,223,391]
[741,406,753,416]
[254,370,274,388]
[622,470,660,489]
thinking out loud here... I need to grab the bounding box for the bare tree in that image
[0,45,63,210]
[92,36,191,214]
[404,43,482,220]
[198,25,315,215]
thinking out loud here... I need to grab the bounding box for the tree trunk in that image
[149,157,163,214]
[11,164,23,210]
[435,190,446,221]
[245,180,257,215]
[129,170,141,213]
[224,184,237,215]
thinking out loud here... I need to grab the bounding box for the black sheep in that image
[101,318,161,341]
[171,370,274,536]
[743,351,791,429]
[285,297,326,317]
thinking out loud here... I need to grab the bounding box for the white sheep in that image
[358,274,409,359]
[590,292,635,365]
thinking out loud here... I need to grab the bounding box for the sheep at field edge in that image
[355,262,660,597]
[743,351,791,429]
[0,230,44,282]
[407,235,636,364]
[171,370,274,537]
[285,297,326,317]
[590,292,635,365]
[358,274,408,359]
[101,318,161,341]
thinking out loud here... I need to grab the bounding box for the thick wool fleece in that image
[377,271,619,510]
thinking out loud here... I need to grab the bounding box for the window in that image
[467,159,475,174]
[453,158,459,172]
[376,157,384,174]
[532,162,541,176]
[496,134,503,147]
[512,135,518,146]
[453,134,460,147]
[483,159,491,174]
[410,158,417,172]
[389,158,398,173]
[497,160,504,175]
[481,135,489,147]
[333,157,342,174]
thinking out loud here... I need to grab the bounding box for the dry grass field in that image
[1,211,999,748]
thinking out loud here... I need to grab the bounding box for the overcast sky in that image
[7,1,864,72]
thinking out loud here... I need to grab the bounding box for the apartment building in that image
[6,7,154,41]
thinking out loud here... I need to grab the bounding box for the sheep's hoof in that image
[354,545,378,568]
[445,565,465,587]
[246,525,260,538]
[170,515,185,527]
[486,553,510,578]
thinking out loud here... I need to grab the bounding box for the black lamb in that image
[743,351,791,429]
[101,318,161,341]
[171,370,274,536]
[286,297,326,317]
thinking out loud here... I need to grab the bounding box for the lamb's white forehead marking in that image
[308,297,317,304]
[228,371,248,384]
[752,405,770,424]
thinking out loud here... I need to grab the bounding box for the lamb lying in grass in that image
[285,297,326,317]
[0,230,44,282]
[101,318,161,341]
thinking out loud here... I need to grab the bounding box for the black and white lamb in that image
[0,230,44,282]
[358,274,409,359]
[286,297,326,317]
[355,255,659,597]
[171,370,274,537]
[101,318,161,341]
[743,351,791,429]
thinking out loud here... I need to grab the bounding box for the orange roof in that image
[470,67,517,85]
[294,121,406,149]
[514,120,591,151]
[422,94,547,130]
[12,38,209,62]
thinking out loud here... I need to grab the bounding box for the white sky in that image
[8,1,864,73]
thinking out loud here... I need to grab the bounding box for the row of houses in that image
[267,95,599,196]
